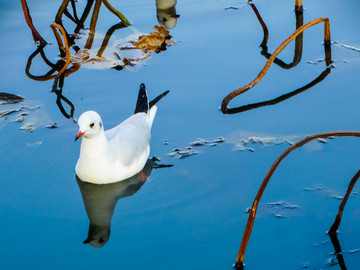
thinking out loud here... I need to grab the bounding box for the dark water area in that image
[1,0,360,269]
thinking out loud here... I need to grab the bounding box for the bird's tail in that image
[149,90,170,108]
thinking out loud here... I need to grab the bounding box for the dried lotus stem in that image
[20,0,47,45]
[328,169,360,235]
[222,17,332,114]
[50,23,71,78]
[235,131,360,269]
[102,0,131,26]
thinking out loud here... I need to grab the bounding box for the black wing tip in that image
[149,90,170,108]
[134,83,149,114]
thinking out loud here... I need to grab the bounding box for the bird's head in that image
[75,111,103,141]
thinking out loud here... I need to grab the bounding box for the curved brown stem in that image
[102,0,131,26]
[226,68,330,114]
[221,17,332,114]
[328,169,360,235]
[50,23,71,79]
[235,131,360,269]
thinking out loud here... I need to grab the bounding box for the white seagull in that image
[75,83,169,184]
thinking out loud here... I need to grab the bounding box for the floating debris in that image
[26,141,43,147]
[224,6,239,10]
[283,203,300,209]
[232,144,248,151]
[327,194,344,200]
[267,201,283,206]
[0,108,22,118]
[307,59,325,65]
[316,138,327,143]
[285,139,294,145]
[14,112,29,122]
[213,137,224,143]
[130,26,175,53]
[303,184,323,191]
[300,262,310,269]
[274,213,285,218]
[169,149,198,159]
[227,131,301,150]
[164,139,168,145]
[347,249,360,254]
[190,139,206,146]
[333,41,360,52]
[169,136,225,159]
[178,150,198,159]
[0,92,24,104]
[267,201,299,209]
[46,122,58,129]
[248,136,276,145]
[326,258,337,266]
[20,123,35,132]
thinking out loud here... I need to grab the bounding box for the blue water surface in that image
[1,0,360,269]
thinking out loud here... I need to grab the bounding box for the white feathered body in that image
[76,106,157,184]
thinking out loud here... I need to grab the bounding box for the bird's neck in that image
[80,131,112,162]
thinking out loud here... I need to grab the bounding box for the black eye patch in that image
[90,123,95,128]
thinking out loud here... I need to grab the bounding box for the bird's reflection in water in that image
[156,0,180,29]
[76,158,170,248]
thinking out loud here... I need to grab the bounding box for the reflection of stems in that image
[328,230,348,270]
[234,131,360,270]
[260,11,304,69]
[50,23,71,79]
[329,169,360,234]
[70,0,80,22]
[227,68,330,114]
[20,0,47,45]
[97,22,127,57]
[249,3,268,50]
[25,45,60,81]
[221,17,332,114]
[55,75,75,119]
[85,0,102,49]
[74,0,95,34]
[250,1,304,68]
[55,0,71,24]
[102,0,131,26]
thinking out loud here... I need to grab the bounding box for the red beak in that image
[75,131,85,142]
